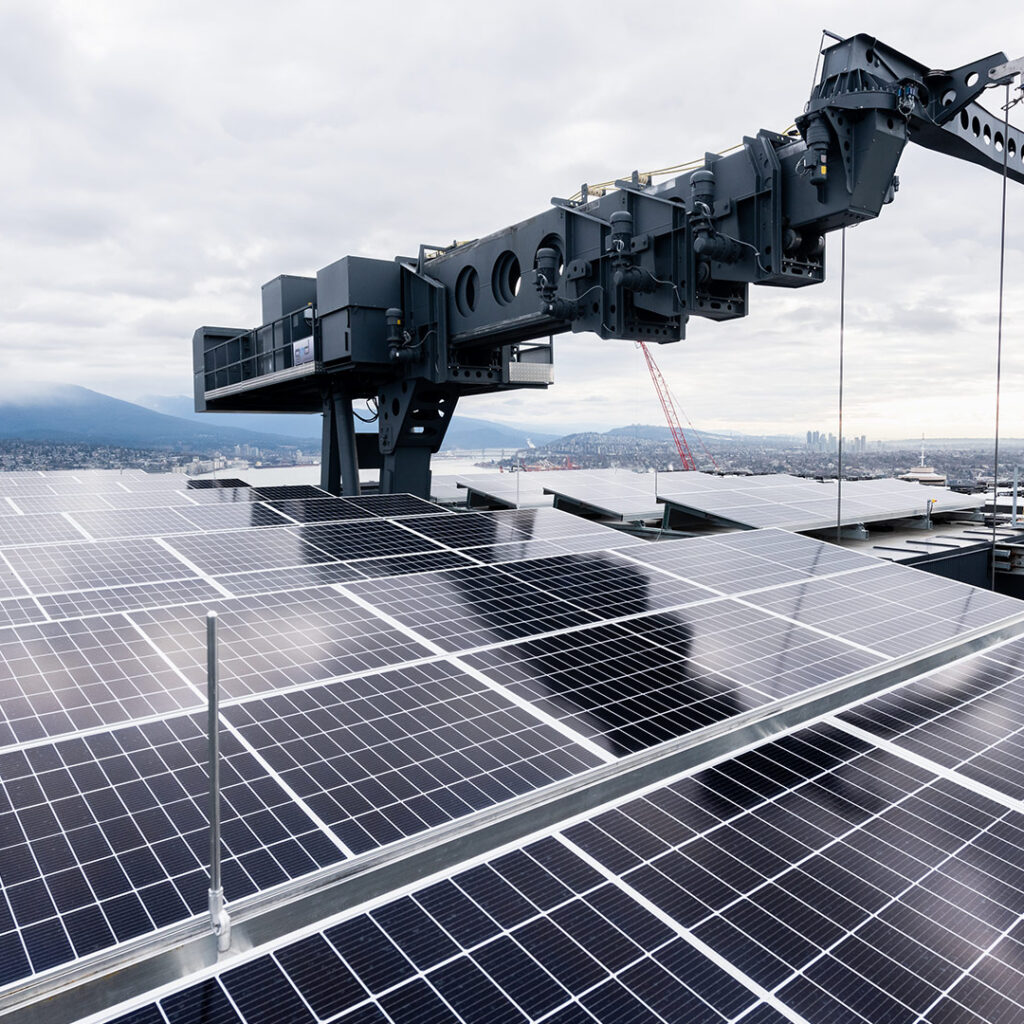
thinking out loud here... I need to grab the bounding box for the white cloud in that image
[1,0,1022,441]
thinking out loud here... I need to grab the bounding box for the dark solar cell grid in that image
[345,494,450,518]
[346,564,600,652]
[465,615,775,755]
[252,485,331,501]
[215,562,367,597]
[464,532,644,565]
[742,562,1019,657]
[567,723,1024,1024]
[91,491,199,510]
[680,598,885,696]
[0,715,342,990]
[465,603,883,753]
[266,497,368,523]
[186,479,250,489]
[394,512,533,548]
[2,539,199,596]
[2,494,118,516]
[122,837,756,1024]
[461,538,584,564]
[842,654,1024,799]
[0,515,87,548]
[225,661,605,854]
[65,507,197,540]
[0,614,200,746]
[37,578,226,621]
[499,552,717,619]
[0,596,44,629]
[175,487,261,504]
[351,549,477,578]
[170,503,293,533]
[161,527,335,575]
[131,588,432,698]
[292,520,445,561]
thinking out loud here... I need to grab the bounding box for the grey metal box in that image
[315,256,399,316]
[261,275,316,324]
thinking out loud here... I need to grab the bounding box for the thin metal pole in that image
[207,611,230,952]
[991,82,1011,590]
[836,227,846,544]
[1013,467,1020,529]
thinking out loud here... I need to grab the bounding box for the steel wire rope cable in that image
[991,82,1013,587]
[836,227,847,543]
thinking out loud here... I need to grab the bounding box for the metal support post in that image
[207,611,231,953]
[1013,467,1019,527]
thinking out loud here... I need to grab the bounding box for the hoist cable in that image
[991,82,1012,588]
[836,227,846,544]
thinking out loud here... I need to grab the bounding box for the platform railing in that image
[203,307,319,393]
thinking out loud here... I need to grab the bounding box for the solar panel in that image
[223,660,605,855]
[0,713,343,989]
[292,520,446,561]
[0,614,200,746]
[658,473,985,532]
[345,493,450,517]
[0,515,88,547]
[346,564,602,652]
[95,715,1024,1024]
[2,538,200,596]
[3,477,1024,1024]
[252,485,332,501]
[129,588,433,699]
[159,527,336,575]
[264,497,369,523]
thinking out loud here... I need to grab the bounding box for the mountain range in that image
[0,384,557,452]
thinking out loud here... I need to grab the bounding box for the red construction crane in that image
[636,341,718,472]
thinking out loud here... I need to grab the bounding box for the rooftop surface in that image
[0,471,1023,1023]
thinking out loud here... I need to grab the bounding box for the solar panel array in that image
[458,468,691,520]
[658,473,985,532]
[0,470,1023,1023]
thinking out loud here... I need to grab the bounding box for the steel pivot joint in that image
[607,211,657,292]
[534,247,582,320]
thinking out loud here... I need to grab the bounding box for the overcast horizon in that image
[2,1,1023,443]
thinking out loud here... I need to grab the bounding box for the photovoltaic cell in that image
[224,661,605,854]
[348,549,477,578]
[346,565,601,652]
[265,497,368,523]
[741,560,1017,657]
[2,539,199,596]
[842,637,1024,799]
[214,562,367,597]
[0,714,342,990]
[130,588,433,698]
[0,596,44,629]
[36,578,226,621]
[345,494,450,518]
[252,485,331,501]
[292,520,446,561]
[65,508,200,541]
[465,603,884,754]
[497,551,717,619]
[564,723,1024,1024]
[0,614,200,746]
[159,527,336,575]
[0,515,87,548]
[394,512,534,548]
[169,503,293,533]
[97,835,761,1024]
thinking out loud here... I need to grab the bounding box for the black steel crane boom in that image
[193,33,1024,498]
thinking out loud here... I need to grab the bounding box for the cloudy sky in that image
[2,0,1023,441]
